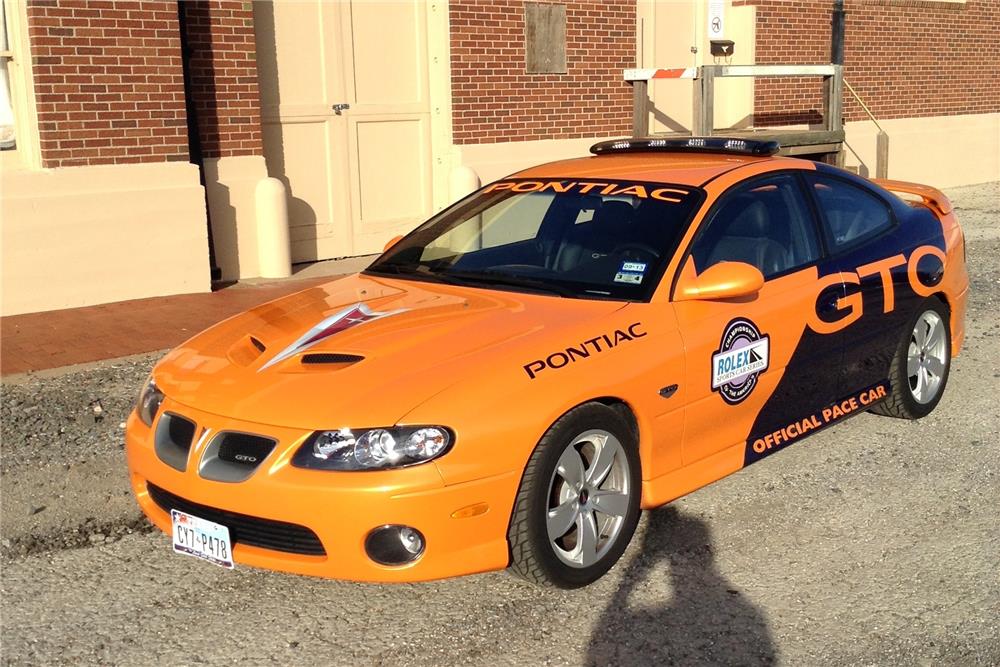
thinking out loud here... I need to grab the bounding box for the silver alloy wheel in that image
[907,309,948,404]
[546,429,631,568]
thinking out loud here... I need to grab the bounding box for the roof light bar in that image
[590,137,780,157]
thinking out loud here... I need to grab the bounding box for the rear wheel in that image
[507,403,641,588]
[871,300,951,419]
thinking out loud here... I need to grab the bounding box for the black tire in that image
[870,298,951,420]
[507,402,642,588]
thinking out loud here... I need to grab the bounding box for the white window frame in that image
[1,0,41,171]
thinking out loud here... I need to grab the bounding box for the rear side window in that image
[807,174,893,249]
[690,173,822,279]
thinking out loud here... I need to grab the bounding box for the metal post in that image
[876,130,889,179]
[632,80,649,138]
[693,66,714,136]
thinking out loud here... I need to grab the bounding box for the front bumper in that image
[125,398,516,582]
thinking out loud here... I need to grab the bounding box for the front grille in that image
[217,432,275,466]
[147,483,326,556]
[154,413,197,472]
[199,432,276,483]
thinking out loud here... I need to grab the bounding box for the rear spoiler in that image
[873,179,953,216]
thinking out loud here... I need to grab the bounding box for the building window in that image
[0,0,39,169]
[1,0,15,151]
[524,2,567,74]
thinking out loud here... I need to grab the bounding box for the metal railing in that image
[844,79,889,178]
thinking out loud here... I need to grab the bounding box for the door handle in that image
[332,103,350,115]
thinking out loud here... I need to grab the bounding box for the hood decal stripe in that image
[258,303,406,372]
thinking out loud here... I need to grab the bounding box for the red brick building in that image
[2,0,997,315]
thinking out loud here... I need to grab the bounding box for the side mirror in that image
[383,234,404,253]
[674,260,764,301]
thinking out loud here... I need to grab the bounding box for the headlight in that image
[292,426,452,471]
[136,377,165,427]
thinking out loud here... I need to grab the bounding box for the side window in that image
[807,174,893,249]
[691,174,822,279]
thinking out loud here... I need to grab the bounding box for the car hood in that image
[153,272,626,429]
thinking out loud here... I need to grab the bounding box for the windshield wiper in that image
[370,265,576,297]
[366,263,467,286]
[441,269,577,298]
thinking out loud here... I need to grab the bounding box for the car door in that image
[803,172,911,396]
[671,172,841,467]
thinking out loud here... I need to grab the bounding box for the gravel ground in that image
[2,183,998,666]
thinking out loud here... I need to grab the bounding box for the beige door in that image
[255,1,435,262]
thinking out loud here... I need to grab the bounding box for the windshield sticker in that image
[258,303,406,372]
[523,323,647,379]
[711,318,770,404]
[614,260,647,285]
[614,271,644,285]
[484,180,692,203]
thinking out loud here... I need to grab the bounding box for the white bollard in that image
[449,165,481,202]
[255,177,292,279]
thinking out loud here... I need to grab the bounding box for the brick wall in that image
[180,0,262,159]
[450,0,635,144]
[738,0,1000,125]
[26,0,188,168]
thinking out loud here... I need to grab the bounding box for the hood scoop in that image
[300,353,364,366]
[228,335,268,367]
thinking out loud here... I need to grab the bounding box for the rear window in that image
[807,174,894,249]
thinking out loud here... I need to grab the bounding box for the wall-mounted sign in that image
[708,0,725,39]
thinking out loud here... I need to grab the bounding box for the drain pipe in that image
[831,0,846,66]
[176,2,222,282]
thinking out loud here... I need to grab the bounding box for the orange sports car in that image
[126,137,968,588]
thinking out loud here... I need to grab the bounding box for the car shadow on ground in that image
[587,507,776,666]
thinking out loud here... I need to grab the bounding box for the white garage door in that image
[254,0,438,262]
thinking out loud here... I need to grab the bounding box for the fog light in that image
[365,525,425,566]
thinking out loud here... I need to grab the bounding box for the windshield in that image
[366,178,705,301]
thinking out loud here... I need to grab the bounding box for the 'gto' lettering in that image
[523,323,647,379]
[808,245,945,335]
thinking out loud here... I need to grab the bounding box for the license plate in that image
[171,509,234,569]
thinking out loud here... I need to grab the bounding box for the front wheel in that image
[507,403,642,588]
[871,299,951,419]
